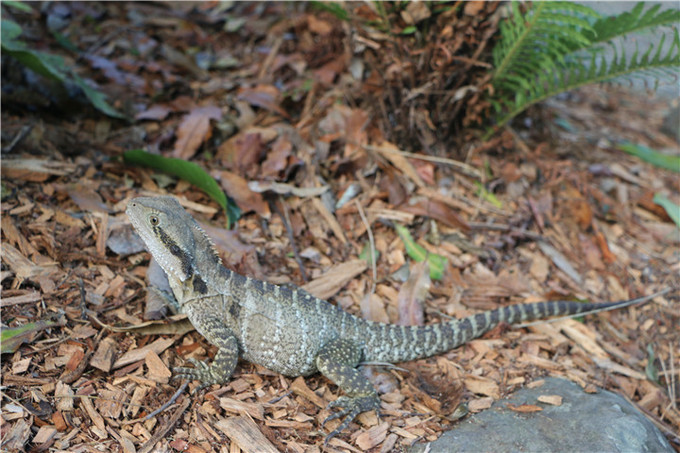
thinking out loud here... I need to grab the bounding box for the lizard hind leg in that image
[316,338,381,444]
[173,334,239,393]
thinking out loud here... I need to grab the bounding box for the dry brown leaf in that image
[261,135,292,177]
[361,293,389,324]
[172,106,222,159]
[65,184,111,213]
[301,259,367,300]
[397,260,430,326]
[217,131,266,177]
[1,159,76,182]
[399,197,469,230]
[375,141,425,188]
[135,104,171,121]
[311,197,347,244]
[307,14,333,35]
[464,1,486,16]
[217,170,270,217]
[237,84,289,118]
[248,181,328,198]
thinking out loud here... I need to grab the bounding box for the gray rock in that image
[409,377,672,453]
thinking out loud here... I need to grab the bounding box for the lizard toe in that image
[322,394,381,444]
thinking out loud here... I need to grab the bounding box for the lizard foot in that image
[173,358,220,393]
[322,394,381,444]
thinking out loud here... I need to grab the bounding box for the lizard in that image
[126,195,665,443]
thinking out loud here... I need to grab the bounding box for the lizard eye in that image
[149,216,159,226]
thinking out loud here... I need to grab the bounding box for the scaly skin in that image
[126,196,661,442]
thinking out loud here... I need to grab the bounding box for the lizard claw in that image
[322,394,381,445]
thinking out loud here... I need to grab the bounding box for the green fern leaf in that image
[486,1,680,139]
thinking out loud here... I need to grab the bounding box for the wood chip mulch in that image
[1,3,678,452]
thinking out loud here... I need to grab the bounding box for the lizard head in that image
[126,196,203,283]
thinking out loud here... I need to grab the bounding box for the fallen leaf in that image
[173,106,222,159]
[217,131,266,177]
[301,259,367,300]
[66,184,111,213]
[307,14,333,35]
[376,141,425,188]
[397,260,430,326]
[247,181,328,197]
[237,84,289,118]
[464,1,486,16]
[261,135,292,177]
[399,197,469,231]
[1,159,76,182]
[217,170,270,217]
[136,105,172,121]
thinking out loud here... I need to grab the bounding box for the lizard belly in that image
[239,312,321,376]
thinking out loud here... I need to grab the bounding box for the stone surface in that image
[409,377,672,453]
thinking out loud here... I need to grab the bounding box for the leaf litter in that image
[0,2,678,452]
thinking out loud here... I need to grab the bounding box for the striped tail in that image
[362,291,666,364]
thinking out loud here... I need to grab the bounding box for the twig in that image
[138,395,191,453]
[127,380,189,424]
[2,124,33,153]
[354,199,376,294]
[360,143,481,179]
[267,390,293,405]
[258,35,283,81]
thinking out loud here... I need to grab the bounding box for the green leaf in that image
[1,319,62,354]
[645,344,658,383]
[309,1,349,21]
[475,181,503,208]
[1,20,125,119]
[1,19,23,42]
[2,1,33,13]
[653,193,680,228]
[123,149,240,227]
[359,242,380,268]
[394,224,446,280]
[618,143,680,172]
[71,73,127,119]
[400,26,417,35]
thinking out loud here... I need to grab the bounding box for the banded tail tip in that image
[515,288,672,328]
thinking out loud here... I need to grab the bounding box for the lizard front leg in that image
[174,326,239,392]
[316,338,381,443]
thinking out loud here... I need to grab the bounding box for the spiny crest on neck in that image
[191,221,223,266]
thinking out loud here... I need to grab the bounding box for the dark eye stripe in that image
[152,225,193,278]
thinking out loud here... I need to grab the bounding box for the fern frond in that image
[487,1,680,139]
[492,2,599,88]
[587,3,680,44]
[491,27,680,137]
